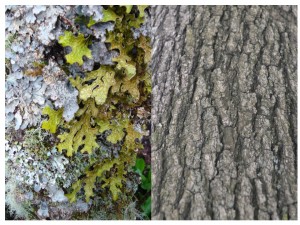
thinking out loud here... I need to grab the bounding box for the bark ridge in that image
[151,5,297,220]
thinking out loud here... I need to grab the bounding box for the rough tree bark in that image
[151,6,297,220]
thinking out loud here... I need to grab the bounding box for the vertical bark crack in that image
[151,5,297,220]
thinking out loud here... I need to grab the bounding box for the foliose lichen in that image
[5,5,151,220]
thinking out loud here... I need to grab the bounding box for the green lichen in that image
[66,119,143,202]
[70,66,116,105]
[104,7,137,79]
[57,99,99,156]
[41,106,63,133]
[58,31,92,65]
[122,5,133,14]
[282,214,289,220]
[102,7,122,22]
[128,5,148,28]
[42,5,151,205]
[97,117,129,144]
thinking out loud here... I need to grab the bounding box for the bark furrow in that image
[151,5,297,220]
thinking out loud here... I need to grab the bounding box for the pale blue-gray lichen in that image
[5,5,149,220]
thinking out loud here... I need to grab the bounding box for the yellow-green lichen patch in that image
[53,5,151,204]
[57,99,99,156]
[59,31,92,65]
[41,106,63,133]
[71,66,116,105]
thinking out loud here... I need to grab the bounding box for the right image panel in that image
[151,6,297,220]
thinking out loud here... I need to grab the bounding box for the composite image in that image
[4,5,297,220]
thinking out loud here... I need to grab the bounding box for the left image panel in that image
[5,5,151,220]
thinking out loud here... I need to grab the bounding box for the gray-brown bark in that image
[151,6,297,220]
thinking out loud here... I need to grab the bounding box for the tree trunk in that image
[151,6,297,220]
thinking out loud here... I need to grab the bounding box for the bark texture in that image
[151,6,297,220]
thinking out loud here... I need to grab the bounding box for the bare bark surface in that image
[151,6,297,220]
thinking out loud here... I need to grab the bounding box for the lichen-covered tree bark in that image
[151,6,297,220]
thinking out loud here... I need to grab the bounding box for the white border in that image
[1,1,299,223]
[0,0,300,5]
